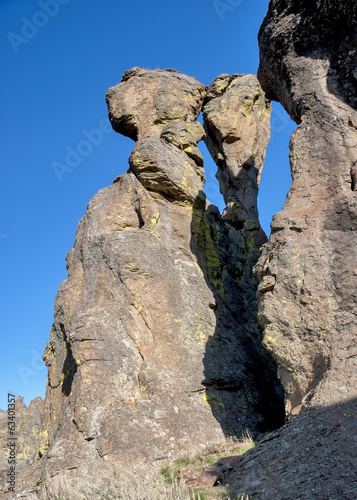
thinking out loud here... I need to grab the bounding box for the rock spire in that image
[14,68,283,496]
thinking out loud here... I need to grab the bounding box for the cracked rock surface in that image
[203,74,271,227]
[106,67,206,141]
[13,68,283,497]
[225,0,357,497]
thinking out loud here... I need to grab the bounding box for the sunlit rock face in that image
[203,73,271,228]
[14,68,284,497]
[0,397,43,495]
[106,67,206,141]
[256,0,357,416]
[225,1,357,498]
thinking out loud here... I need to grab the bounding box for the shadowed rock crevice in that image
[191,74,285,435]
[190,199,285,435]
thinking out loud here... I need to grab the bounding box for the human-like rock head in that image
[106,67,206,141]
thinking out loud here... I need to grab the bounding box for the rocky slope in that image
[0,398,43,495]
[12,68,284,497]
[224,0,357,497]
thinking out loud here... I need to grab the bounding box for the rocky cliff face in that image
[0,397,43,495]
[224,0,357,497]
[257,0,357,416]
[14,68,284,496]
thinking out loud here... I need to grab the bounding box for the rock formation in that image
[0,397,43,494]
[13,68,284,497]
[203,73,271,227]
[106,67,206,141]
[223,0,357,497]
[10,1,356,492]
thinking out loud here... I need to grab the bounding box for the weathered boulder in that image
[203,74,271,227]
[225,0,357,497]
[161,120,206,175]
[106,67,206,141]
[129,137,205,203]
[13,68,284,497]
[257,0,357,120]
[0,397,43,495]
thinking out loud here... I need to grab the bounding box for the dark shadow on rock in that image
[258,0,357,114]
[59,323,77,398]
[223,396,357,498]
[290,0,356,111]
[190,191,285,438]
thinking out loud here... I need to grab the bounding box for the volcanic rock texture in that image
[0,398,43,494]
[13,68,284,497]
[224,0,357,498]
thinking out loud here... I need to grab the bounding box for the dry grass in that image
[161,430,255,484]
[22,432,255,500]
[23,471,88,500]
[90,475,195,499]
[236,429,255,454]
[23,475,251,500]
[23,475,233,500]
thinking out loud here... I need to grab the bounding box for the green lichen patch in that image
[195,207,226,297]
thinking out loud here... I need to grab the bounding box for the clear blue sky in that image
[0,0,295,410]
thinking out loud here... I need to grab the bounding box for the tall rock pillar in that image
[15,68,283,496]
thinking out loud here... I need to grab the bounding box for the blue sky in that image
[0,0,295,410]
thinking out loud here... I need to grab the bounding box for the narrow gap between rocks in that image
[257,102,296,235]
[196,111,226,212]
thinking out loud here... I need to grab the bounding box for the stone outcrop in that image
[203,74,271,227]
[4,3,356,497]
[106,67,206,141]
[12,68,284,497]
[224,0,357,497]
[256,0,357,416]
[0,397,43,495]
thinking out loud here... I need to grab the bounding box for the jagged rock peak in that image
[203,73,271,227]
[106,67,206,141]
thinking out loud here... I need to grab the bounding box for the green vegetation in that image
[161,457,191,484]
